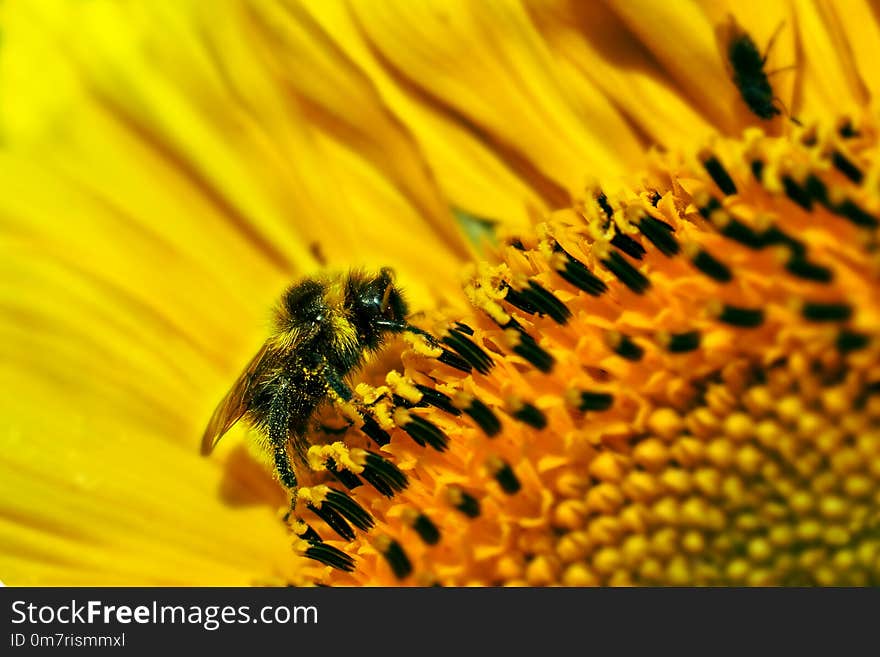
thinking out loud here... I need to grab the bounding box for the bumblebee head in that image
[348,268,409,348]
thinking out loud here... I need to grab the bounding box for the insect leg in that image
[765,65,796,77]
[324,363,354,402]
[322,362,393,446]
[272,445,297,490]
[762,20,785,63]
[268,380,298,489]
[770,95,802,125]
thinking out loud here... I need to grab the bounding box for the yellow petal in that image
[0,250,303,585]
[304,0,546,233]
[529,0,715,149]
[350,0,644,196]
[792,0,865,118]
[605,0,744,133]
[805,0,878,111]
[234,0,470,258]
[0,0,469,295]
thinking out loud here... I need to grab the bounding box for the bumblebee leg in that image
[268,380,298,490]
[324,363,378,418]
[324,363,354,402]
[272,444,298,490]
[762,20,785,63]
[323,363,393,446]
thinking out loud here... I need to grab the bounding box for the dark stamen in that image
[610,333,644,361]
[441,329,494,375]
[454,322,475,335]
[448,487,481,518]
[360,415,391,446]
[415,384,462,416]
[324,489,374,532]
[401,414,449,452]
[362,452,408,497]
[521,280,572,324]
[856,383,880,410]
[554,244,608,295]
[438,348,473,373]
[508,238,526,251]
[782,177,813,211]
[664,330,701,353]
[499,315,526,333]
[831,151,863,184]
[462,397,501,437]
[720,218,765,249]
[489,458,521,494]
[511,401,547,429]
[702,156,738,195]
[596,192,614,219]
[391,393,421,410]
[327,460,362,490]
[801,130,818,147]
[785,257,833,283]
[359,470,394,498]
[509,329,555,373]
[648,191,661,207]
[577,391,614,412]
[559,259,608,296]
[832,199,878,228]
[611,232,647,260]
[307,503,355,541]
[836,330,870,353]
[750,160,765,182]
[295,522,323,545]
[637,216,680,256]
[304,544,356,572]
[503,284,541,315]
[411,512,441,545]
[698,197,723,220]
[804,175,829,205]
[761,226,806,256]
[691,249,732,282]
[838,120,858,138]
[377,537,412,579]
[602,250,650,294]
[801,302,853,322]
[717,304,765,328]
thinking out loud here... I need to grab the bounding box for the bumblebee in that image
[201,268,428,490]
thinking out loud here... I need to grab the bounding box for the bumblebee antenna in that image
[374,319,440,347]
[404,324,440,347]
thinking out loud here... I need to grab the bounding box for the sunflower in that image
[1,0,878,587]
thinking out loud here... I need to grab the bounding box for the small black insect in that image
[720,16,787,120]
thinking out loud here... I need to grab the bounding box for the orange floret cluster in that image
[286,117,880,586]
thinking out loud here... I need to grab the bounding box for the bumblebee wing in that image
[201,342,271,455]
